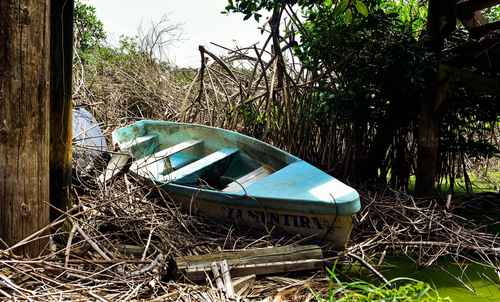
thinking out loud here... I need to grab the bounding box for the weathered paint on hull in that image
[164,187,353,249]
[113,120,360,248]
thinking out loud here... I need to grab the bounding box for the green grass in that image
[446,171,499,193]
[316,265,451,302]
[406,171,500,195]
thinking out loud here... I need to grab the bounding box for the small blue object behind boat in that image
[72,107,107,170]
[112,120,361,247]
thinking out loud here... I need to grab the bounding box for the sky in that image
[84,0,267,67]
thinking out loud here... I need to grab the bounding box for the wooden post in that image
[50,0,74,220]
[0,0,51,256]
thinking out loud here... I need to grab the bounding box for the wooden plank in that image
[223,166,271,192]
[98,154,130,183]
[120,134,159,158]
[130,140,202,173]
[211,262,225,291]
[444,64,500,95]
[186,259,325,282]
[0,0,51,256]
[219,260,235,299]
[159,148,238,183]
[175,245,323,281]
[232,275,256,296]
[176,245,323,268]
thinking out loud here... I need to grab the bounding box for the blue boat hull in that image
[112,120,361,247]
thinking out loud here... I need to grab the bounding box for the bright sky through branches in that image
[85,0,266,67]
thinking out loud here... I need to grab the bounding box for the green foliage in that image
[484,5,500,22]
[224,0,372,22]
[225,0,499,189]
[380,0,427,34]
[354,0,369,17]
[319,266,451,302]
[297,9,435,185]
[74,0,106,55]
[73,0,105,64]
[78,35,151,68]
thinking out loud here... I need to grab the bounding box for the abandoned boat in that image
[112,120,361,247]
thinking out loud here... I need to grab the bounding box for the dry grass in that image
[73,50,189,133]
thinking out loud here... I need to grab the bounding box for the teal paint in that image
[113,120,361,216]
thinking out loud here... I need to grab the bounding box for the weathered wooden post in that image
[50,0,74,220]
[0,0,51,256]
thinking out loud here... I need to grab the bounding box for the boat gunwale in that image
[161,180,358,216]
[118,119,301,162]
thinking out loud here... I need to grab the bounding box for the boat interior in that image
[121,123,294,193]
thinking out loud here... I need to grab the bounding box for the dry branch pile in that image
[73,50,189,128]
[350,190,500,267]
[74,38,357,174]
[0,173,329,301]
[1,167,498,300]
[180,43,351,173]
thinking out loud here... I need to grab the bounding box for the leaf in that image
[355,0,369,17]
[333,0,349,17]
[324,0,333,9]
[345,8,353,24]
[338,0,349,12]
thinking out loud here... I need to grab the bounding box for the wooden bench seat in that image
[131,140,201,169]
[223,166,271,193]
[159,148,239,184]
[130,140,202,179]
[120,134,159,158]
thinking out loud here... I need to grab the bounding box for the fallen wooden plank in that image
[232,274,255,296]
[174,245,324,281]
[210,262,225,292]
[220,260,235,299]
[98,153,130,183]
[116,244,144,256]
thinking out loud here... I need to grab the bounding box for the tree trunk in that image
[50,0,74,220]
[0,0,51,256]
[415,67,449,197]
[270,6,284,89]
[416,0,453,197]
[415,105,440,196]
